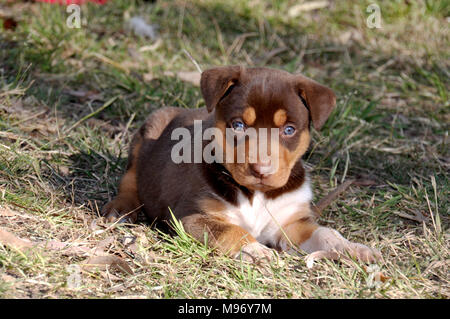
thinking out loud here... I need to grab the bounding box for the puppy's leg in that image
[182,214,274,263]
[102,107,182,223]
[102,133,142,223]
[278,212,381,266]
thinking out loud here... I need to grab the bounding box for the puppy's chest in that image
[223,181,313,245]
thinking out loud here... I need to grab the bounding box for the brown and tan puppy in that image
[102,66,381,265]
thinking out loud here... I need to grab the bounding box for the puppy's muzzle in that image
[249,159,274,178]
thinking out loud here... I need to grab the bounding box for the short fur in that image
[102,66,381,264]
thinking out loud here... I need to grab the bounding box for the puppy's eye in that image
[282,125,296,136]
[231,119,246,132]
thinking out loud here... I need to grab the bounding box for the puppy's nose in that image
[250,160,273,177]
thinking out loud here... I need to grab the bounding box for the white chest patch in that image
[223,180,313,246]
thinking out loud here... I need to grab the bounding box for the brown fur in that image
[101,134,142,222]
[101,107,183,222]
[102,66,336,259]
[275,203,318,250]
[281,220,319,249]
[242,106,256,126]
[198,198,227,215]
[273,109,287,127]
[182,213,256,255]
[282,130,311,171]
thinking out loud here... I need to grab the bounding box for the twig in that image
[182,49,202,73]
[312,179,355,215]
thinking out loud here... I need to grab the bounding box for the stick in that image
[312,179,355,216]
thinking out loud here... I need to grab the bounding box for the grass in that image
[0,0,448,298]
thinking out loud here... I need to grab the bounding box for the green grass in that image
[0,0,448,298]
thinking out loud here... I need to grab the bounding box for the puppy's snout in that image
[250,159,273,177]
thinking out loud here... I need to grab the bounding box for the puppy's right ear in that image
[200,66,242,112]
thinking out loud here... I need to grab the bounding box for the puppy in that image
[102,66,380,264]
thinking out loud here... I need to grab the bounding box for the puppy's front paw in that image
[101,197,138,224]
[300,227,381,267]
[235,242,275,263]
[304,243,381,268]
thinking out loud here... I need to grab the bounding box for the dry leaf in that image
[122,235,136,246]
[100,272,122,282]
[139,38,162,52]
[127,242,139,256]
[313,179,355,215]
[0,225,130,276]
[175,71,201,86]
[338,30,363,44]
[353,179,378,187]
[1,273,16,283]
[0,227,33,250]
[288,1,329,17]
[164,71,201,86]
[0,207,18,217]
[82,255,134,275]
[91,236,115,255]
[39,240,96,256]
[391,210,427,223]
[28,123,58,138]
[57,165,70,176]
[143,72,155,83]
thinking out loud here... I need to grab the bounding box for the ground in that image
[0,0,448,298]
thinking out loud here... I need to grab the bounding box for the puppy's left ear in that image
[201,66,242,112]
[294,74,336,130]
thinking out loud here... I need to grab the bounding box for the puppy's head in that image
[201,66,336,192]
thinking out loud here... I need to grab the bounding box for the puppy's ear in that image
[201,66,242,112]
[294,74,336,130]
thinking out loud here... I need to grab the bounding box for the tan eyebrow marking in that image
[242,106,256,126]
[273,109,287,127]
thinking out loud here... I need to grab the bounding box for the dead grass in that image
[0,0,448,298]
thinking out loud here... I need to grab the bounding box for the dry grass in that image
[0,0,448,298]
